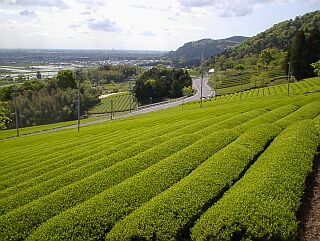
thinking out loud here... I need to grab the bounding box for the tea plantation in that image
[89,93,138,114]
[0,77,320,241]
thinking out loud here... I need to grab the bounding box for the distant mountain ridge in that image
[167,36,248,60]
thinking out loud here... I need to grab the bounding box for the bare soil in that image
[298,150,320,241]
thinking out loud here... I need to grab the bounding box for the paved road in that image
[21,76,215,135]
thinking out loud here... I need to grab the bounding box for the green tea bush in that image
[106,124,280,241]
[192,120,319,241]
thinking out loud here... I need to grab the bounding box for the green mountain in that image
[225,10,320,59]
[167,36,248,60]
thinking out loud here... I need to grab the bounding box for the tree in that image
[182,86,193,96]
[305,28,320,77]
[288,29,320,81]
[257,48,277,68]
[170,80,182,98]
[134,79,153,103]
[250,75,260,88]
[36,71,42,80]
[258,72,269,87]
[288,31,308,81]
[311,60,320,76]
[134,68,190,103]
[235,64,245,71]
[0,101,10,130]
[56,70,77,89]
[215,55,227,70]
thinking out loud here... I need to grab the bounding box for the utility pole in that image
[74,69,82,132]
[240,70,243,100]
[13,86,19,137]
[129,82,132,113]
[287,62,291,95]
[182,97,184,110]
[240,70,243,92]
[77,78,80,132]
[110,99,113,120]
[200,52,204,108]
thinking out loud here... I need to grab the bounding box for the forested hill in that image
[224,10,320,59]
[167,36,248,60]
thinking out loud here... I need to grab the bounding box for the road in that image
[21,76,215,135]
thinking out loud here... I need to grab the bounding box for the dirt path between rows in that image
[298,149,320,240]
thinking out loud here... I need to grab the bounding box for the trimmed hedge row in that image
[0,134,103,176]
[0,128,142,186]
[0,121,143,166]
[196,109,267,136]
[0,116,185,170]
[313,115,320,136]
[0,108,207,168]
[0,134,172,215]
[0,112,238,239]
[25,129,240,241]
[0,117,206,214]
[234,104,299,133]
[0,118,199,198]
[313,114,320,123]
[0,122,157,178]
[0,113,231,210]
[274,101,320,130]
[0,119,192,191]
[191,120,319,241]
[89,93,138,114]
[0,134,200,241]
[0,128,107,159]
[105,124,281,241]
[0,112,237,201]
[209,78,320,105]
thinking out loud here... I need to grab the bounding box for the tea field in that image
[0,77,320,241]
[89,92,138,114]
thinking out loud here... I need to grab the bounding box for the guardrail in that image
[136,92,196,110]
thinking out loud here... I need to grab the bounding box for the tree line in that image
[0,65,194,129]
[134,67,192,104]
[288,29,320,80]
[0,69,100,129]
[86,65,138,85]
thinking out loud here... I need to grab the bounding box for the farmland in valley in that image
[0,77,320,241]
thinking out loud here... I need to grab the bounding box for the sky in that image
[0,0,319,51]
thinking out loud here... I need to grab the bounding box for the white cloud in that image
[87,18,119,32]
[80,10,91,15]
[77,0,105,11]
[0,0,319,50]
[130,4,172,12]
[1,0,69,9]
[77,0,105,6]
[7,19,17,25]
[178,0,213,8]
[140,31,157,37]
[19,9,37,17]
[70,23,81,30]
[178,0,317,17]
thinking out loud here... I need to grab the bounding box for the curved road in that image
[23,77,215,135]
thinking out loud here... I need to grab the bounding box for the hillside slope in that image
[225,10,320,58]
[0,77,320,241]
[167,36,247,60]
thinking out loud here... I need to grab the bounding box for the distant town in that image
[0,49,169,82]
